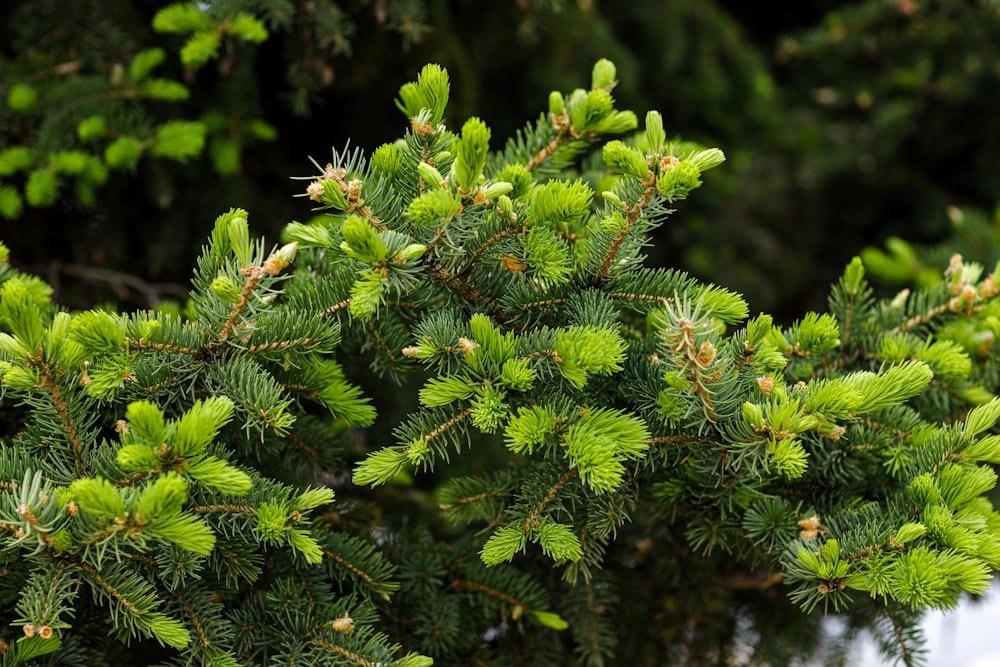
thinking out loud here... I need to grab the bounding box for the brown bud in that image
[306,180,325,202]
[331,614,354,634]
[756,376,775,396]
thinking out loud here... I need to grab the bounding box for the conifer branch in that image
[191,504,256,514]
[519,296,572,312]
[888,302,952,335]
[41,261,188,307]
[242,337,323,354]
[438,490,507,509]
[288,434,320,460]
[524,467,578,531]
[884,606,916,666]
[4,53,998,666]
[308,638,379,667]
[452,578,527,610]
[76,561,143,616]
[174,590,210,649]
[322,549,385,596]
[129,339,201,356]
[37,371,86,475]
[423,261,491,310]
[217,266,267,343]
[645,435,703,445]
[719,571,784,590]
[524,134,567,173]
[319,298,353,318]
[366,322,399,365]
[607,291,672,306]
[462,225,520,270]
[421,406,474,445]
[584,578,604,654]
[143,376,180,394]
[523,112,598,173]
[594,183,657,281]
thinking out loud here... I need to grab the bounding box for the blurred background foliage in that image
[1,0,999,318]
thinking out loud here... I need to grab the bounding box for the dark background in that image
[2,0,998,320]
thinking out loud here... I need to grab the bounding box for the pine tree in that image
[3,58,1000,667]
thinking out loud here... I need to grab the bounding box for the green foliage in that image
[4,56,1000,667]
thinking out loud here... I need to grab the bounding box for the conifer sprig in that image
[4,57,1000,666]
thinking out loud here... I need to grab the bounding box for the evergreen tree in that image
[2,58,1000,667]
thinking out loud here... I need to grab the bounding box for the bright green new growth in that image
[4,58,1000,667]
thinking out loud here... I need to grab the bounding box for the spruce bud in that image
[264,242,298,275]
[688,148,726,172]
[0,333,29,359]
[417,161,445,189]
[340,215,387,263]
[371,142,403,177]
[656,161,702,199]
[397,243,428,262]
[548,91,565,116]
[138,319,161,340]
[843,256,865,294]
[595,110,638,134]
[228,216,252,266]
[742,402,765,430]
[603,140,650,180]
[210,275,242,303]
[481,181,513,200]
[891,522,927,546]
[319,178,348,209]
[591,58,617,90]
[645,110,666,153]
[601,190,626,210]
[2,364,39,389]
[496,194,514,216]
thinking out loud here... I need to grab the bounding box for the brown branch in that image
[718,571,784,590]
[888,302,953,335]
[439,490,507,510]
[423,261,490,307]
[645,435,703,445]
[128,339,201,357]
[463,225,520,270]
[595,184,657,281]
[321,548,391,600]
[77,561,143,615]
[524,467,578,532]
[884,605,915,666]
[452,578,527,610]
[607,291,673,306]
[319,298,352,318]
[421,406,475,445]
[38,372,85,475]
[525,135,567,173]
[367,322,397,365]
[288,434,319,461]
[585,578,603,652]
[217,266,266,343]
[518,297,572,311]
[242,337,320,354]
[175,591,210,648]
[309,638,378,667]
[191,504,256,514]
